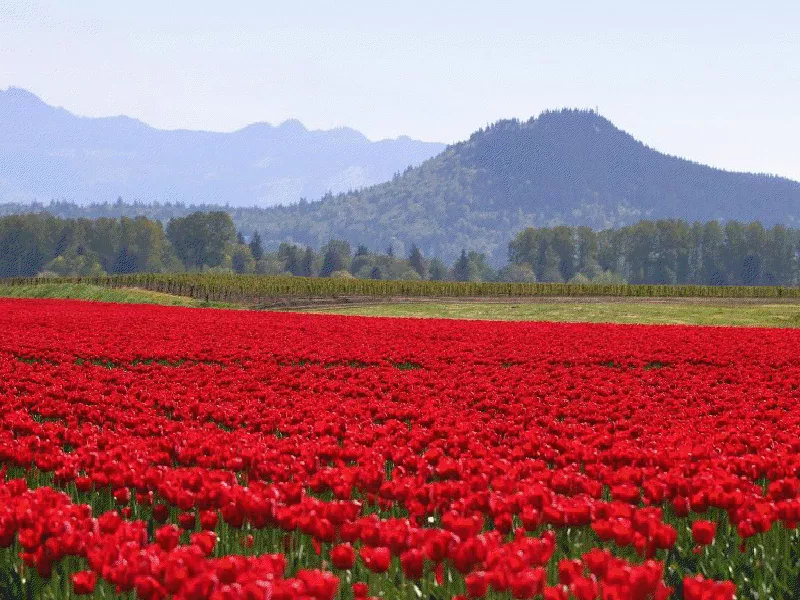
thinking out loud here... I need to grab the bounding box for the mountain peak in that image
[476,109,616,135]
[278,118,307,133]
[328,126,369,143]
[235,121,276,134]
[533,108,618,131]
[2,86,42,100]
[1,86,50,109]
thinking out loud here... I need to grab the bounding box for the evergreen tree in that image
[452,250,472,282]
[249,231,264,261]
[299,248,315,277]
[231,245,254,274]
[277,243,301,275]
[408,244,425,278]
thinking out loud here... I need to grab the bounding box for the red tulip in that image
[330,543,356,570]
[113,487,130,505]
[178,511,196,530]
[190,530,217,556]
[692,520,717,546]
[361,546,391,573]
[155,524,180,552]
[71,571,97,595]
[400,548,425,579]
[465,571,489,598]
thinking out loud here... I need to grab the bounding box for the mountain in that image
[3,102,799,265]
[0,86,445,207]
[245,109,800,263]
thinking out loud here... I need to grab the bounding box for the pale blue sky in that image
[2,1,799,179]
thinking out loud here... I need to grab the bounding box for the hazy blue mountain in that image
[0,86,445,207]
[244,109,800,262]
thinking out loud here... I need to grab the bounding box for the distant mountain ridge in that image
[0,86,445,206]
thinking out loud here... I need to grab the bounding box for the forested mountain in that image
[0,86,444,207]
[244,109,800,263]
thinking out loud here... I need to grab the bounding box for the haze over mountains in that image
[2,87,799,264]
[0,87,445,207]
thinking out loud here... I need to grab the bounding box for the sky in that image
[1,0,799,180]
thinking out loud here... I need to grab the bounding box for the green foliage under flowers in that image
[4,466,800,599]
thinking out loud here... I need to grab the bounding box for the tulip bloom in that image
[400,548,425,579]
[692,520,717,546]
[361,546,391,573]
[71,571,97,595]
[330,543,356,570]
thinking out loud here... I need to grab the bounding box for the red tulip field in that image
[1,298,799,600]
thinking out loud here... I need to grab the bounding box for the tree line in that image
[0,212,798,286]
[0,211,482,281]
[509,220,800,286]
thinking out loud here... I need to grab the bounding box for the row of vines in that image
[3,274,800,304]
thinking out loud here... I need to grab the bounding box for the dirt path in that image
[262,295,800,310]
